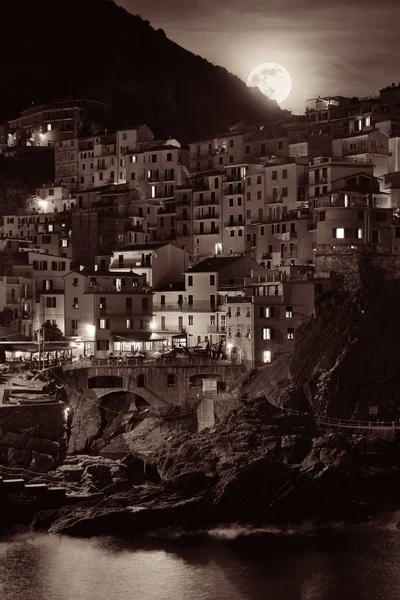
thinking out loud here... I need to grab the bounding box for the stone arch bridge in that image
[50,358,243,411]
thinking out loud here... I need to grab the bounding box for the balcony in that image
[261,252,272,260]
[315,196,368,208]
[193,228,219,235]
[146,192,174,200]
[97,310,149,318]
[224,184,244,195]
[264,209,313,224]
[281,250,298,259]
[224,220,244,228]
[176,197,191,206]
[194,198,219,207]
[194,212,219,220]
[218,278,246,291]
[85,284,148,294]
[154,302,220,312]
[158,207,176,215]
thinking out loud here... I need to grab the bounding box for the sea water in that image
[0,523,400,600]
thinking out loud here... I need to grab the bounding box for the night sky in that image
[117,0,400,112]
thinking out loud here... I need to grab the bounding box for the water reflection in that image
[0,525,399,600]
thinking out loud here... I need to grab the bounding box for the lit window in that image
[131,156,137,163]
[263,350,272,363]
[335,228,345,239]
[99,319,106,329]
[115,278,122,291]
[357,228,363,239]
[287,328,295,340]
[150,185,156,198]
[344,194,349,207]
[61,239,68,247]
[126,319,132,329]
[286,306,293,318]
[263,328,271,340]
[47,124,52,131]
[365,116,371,127]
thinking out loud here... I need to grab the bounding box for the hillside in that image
[0,0,281,140]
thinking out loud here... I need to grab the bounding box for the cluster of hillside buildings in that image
[2,84,400,367]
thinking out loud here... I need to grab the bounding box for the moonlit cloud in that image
[116,0,400,112]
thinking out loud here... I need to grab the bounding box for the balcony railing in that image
[85,284,148,294]
[158,207,176,215]
[154,302,220,312]
[224,221,244,228]
[194,213,219,220]
[314,197,368,208]
[281,250,298,259]
[194,198,219,206]
[193,228,219,235]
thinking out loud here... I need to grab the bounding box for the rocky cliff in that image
[28,398,400,537]
[244,281,400,423]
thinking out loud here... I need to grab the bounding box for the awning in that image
[112,332,166,342]
[1,341,73,352]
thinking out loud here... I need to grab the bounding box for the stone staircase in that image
[0,466,66,501]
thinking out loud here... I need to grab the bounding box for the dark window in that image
[137,373,146,387]
[210,275,215,285]
[167,374,176,387]
[375,212,387,222]
[319,211,326,222]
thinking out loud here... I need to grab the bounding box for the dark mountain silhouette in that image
[0,0,281,140]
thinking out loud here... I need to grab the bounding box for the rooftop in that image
[186,256,244,273]
[119,242,171,252]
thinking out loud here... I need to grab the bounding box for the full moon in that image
[247,62,292,104]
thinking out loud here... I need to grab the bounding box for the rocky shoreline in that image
[1,397,399,538]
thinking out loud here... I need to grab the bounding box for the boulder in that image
[7,447,32,468]
[119,453,146,484]
[281,435,312,465]
[144,461,161,483]
[84,463,112,481]
[213,455,294,521]
[58,464,85,482]
[1,432,27,450]
[109,465,129,480]
[30,452,56,473]
[26,438,60,457]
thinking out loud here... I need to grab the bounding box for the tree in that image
[0,175,30,217]
[0,307,14,327]
[41,323,65,341]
